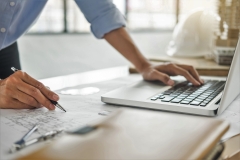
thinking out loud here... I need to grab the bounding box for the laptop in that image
[102,39,240,116]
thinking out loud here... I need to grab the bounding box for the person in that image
[0,0,203,110]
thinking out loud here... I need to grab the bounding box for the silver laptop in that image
[102,39,240,116]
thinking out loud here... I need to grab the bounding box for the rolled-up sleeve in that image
[75,0,126,39]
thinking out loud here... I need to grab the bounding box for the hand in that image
[103,28,203,86]
[140,63,204,86]
[0,71,59,109]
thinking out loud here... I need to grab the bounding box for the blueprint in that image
[0,75,139,159]
[217,94,240,140]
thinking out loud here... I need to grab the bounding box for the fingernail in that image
[201,79,204,84]
[167,80,174,86]
[53,94,59,101]
[49,104,55,110]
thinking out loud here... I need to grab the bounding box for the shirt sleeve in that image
[0,0,47,50]
[74,0,126,39]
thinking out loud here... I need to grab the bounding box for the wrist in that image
[135,60,152,73]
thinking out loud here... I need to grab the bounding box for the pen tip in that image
[57,104,66,112]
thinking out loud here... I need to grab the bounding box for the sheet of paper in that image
[217,94,240,140]
[0,75,140,160]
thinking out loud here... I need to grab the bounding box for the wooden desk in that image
[130,56,230,76]
[0,66,238,160]
[221,134,240,160]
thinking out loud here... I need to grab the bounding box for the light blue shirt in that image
[0,0,126,50]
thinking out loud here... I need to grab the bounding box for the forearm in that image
[104,27,151,73]
[103,27,203,86]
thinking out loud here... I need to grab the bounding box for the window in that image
[28,0,218,33]
[29,0,64,33]
[127,0,176,30]
[179,0,217,22]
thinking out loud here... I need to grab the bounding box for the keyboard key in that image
[194,91,203,94]
[184,98,194,102]
[175,90,183,93]
[151,97,158,101]
[162,92,171,95]
[161,97,174,102]
[180,94,188,97]
[187,96,197,99]
[207,90,213,93]
[171,98,182,103]
[202,93,211,96]
[199,95,208,98]
[190,101,201,106]
[169,94,178,97]
[185,91,193,94]
[177,96,187,99]
[197,96,206,100]
[180,101,190,104]
[194,99,204,102]
[159,95,165,99]
[200,103,207,107]
[203,100,210,104]
[206,98,212,101]
[191,93,200,96]
[207,90,214,92]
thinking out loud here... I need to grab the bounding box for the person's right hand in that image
[0,71,59,109]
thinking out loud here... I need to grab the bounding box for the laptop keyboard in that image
[150,80,225,107]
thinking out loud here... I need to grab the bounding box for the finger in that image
[16,81,55,110]
[8,98,35,109]
[11,89,41,108]
[151,70,175,86]
[177,64,204,84]
[16,71,59,101]
[173,66,201,86]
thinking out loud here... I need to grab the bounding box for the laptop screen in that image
[218,38,240,114]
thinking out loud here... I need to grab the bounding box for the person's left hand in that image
[140,63,204,86]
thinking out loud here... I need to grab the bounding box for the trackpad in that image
[129,80,166,89]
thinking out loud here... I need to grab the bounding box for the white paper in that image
[0,75,139,160]
[217,94,240,140]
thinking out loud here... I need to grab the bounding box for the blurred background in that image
[18,0,236,79]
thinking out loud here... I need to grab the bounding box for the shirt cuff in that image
[90,8,126,39]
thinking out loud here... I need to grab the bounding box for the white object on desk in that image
[60,87,100,96]
[40,66,129,91]
[167,9,218,57]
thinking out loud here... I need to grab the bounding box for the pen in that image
[11,67,66,112]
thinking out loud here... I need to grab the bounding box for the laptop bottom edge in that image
[101,97,219,117]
